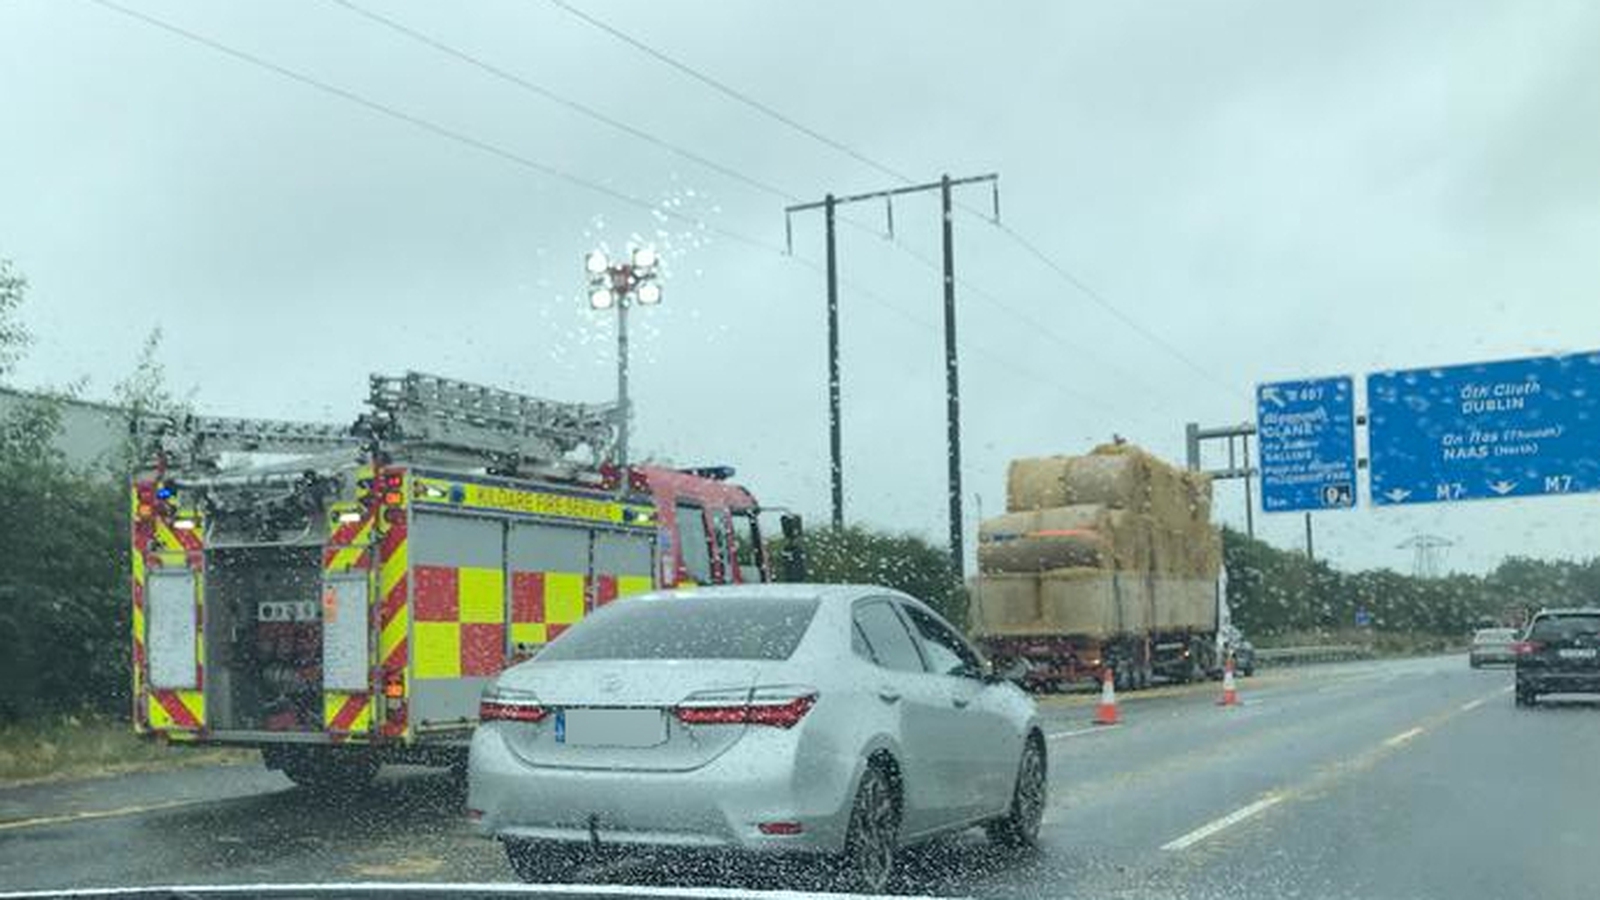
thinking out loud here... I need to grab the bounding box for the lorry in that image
[130,371,790,788]
[970,442,1230,692]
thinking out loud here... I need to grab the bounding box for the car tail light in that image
[1513,640,1544,656]
[758,821,803,835]
[479,687,549,723]
[674,686,817,729]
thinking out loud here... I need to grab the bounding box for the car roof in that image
[1533,607,1600,616]
[633,583,909,605]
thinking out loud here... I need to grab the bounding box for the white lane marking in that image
[1460,697,1486,712]
[1161,794,1284,851]
[0,797,210,832]
[0,882,914,900]
[1047,723,1121,740]
[1383,726,1425,747]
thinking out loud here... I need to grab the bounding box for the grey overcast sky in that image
[3,0,1598,574]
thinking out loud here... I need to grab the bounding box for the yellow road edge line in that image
[0,797,207,832]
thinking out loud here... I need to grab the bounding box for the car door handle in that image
[876,688,902,704]
[952,696,970,709]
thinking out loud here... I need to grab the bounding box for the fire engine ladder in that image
[360,371,620,475]
[133,413,365,472]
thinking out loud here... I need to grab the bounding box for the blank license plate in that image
[1557,648,1598,660]
[557,708,667,747]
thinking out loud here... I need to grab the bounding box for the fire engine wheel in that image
[270,747,379,793]
[504,839,584,883]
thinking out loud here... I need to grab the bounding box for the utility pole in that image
[824,194,842,529]
[785,173,999,576]
[1304,512,1314,561]
[940,175,964,575]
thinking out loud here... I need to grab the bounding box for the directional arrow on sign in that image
[1384,488,1412,503]
[1488,480,1517,495]
[1260,385,1286,408]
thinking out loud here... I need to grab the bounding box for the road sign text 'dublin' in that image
[1368,352,1600,506]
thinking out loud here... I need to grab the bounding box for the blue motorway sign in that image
[1369,351,1600,506]
[1256,376,1357,512]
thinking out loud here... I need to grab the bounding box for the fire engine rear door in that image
[321,574,369,693]
[147,569,199,689]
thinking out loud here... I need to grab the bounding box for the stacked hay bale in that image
[970,443,1219,637]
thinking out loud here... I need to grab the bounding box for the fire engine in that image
[130,371,794,788]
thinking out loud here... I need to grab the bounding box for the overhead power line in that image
[322,0,1168,398]
[84,0,1128,424]
[326,0,795,205]
[991,221,1242,397]
[545,0,914,186]
[86,0,787,257]
[546,0,1242,398]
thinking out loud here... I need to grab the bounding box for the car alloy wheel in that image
[988,735,1046,848]
[840,763,898,892]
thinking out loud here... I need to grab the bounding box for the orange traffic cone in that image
[1218,656,1239,707]
[1094,667,1119,725]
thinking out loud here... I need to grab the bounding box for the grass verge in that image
[0,715,252,786]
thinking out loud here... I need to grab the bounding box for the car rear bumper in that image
[1470,651,1516,665]
[1517,671,1600,693]
[466,724,858,854]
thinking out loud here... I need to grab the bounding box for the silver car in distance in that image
[467,584,1046,892]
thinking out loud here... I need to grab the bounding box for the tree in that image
[770,525,966,627]
[0,257,28,376]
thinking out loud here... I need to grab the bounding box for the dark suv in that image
[1514,608,1600,707]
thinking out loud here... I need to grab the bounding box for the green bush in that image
[770,524,966,627]
[0,397,131,723]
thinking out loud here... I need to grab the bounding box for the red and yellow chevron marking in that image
[323,504,376,574]
[130,483,152,731]
[319,487,378,740]
[147,689,205,730]
[131,481,206,733]
[375,475,410,738]
[378,510,409,675]
[324,691,373,735]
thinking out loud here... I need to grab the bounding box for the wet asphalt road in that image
[3,654,1598,899]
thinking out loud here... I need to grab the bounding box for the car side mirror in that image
[987,658,1029,684]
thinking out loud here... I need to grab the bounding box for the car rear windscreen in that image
[535,596,821,661]
[1530,615,1600,641]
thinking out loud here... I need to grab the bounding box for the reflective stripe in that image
[324,692,373,733]
[147,690,203,730]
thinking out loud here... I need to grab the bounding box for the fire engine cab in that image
[130,371,790,788]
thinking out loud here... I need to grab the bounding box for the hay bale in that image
[1061,453,1146,509]
[978,510,1042,541]
[978,505,1113,573]
[1039,567,1117,635]
[1105,509,1152,570]
[1006,457,1071,511]
[979,534,1107,573]
[1151,578,1218,630]
[968,574,1041,635]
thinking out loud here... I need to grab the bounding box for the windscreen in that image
[534,596,819,661]
[1530,615,1600,641]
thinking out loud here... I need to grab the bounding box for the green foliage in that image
[0,394,129,723]
[1222,527,1600,639]
[771,525,966,626]
[0,259,154,723]
[0,258,28,375]
[111,327,188,474]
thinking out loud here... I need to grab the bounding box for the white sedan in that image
[467,584,1046,892]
